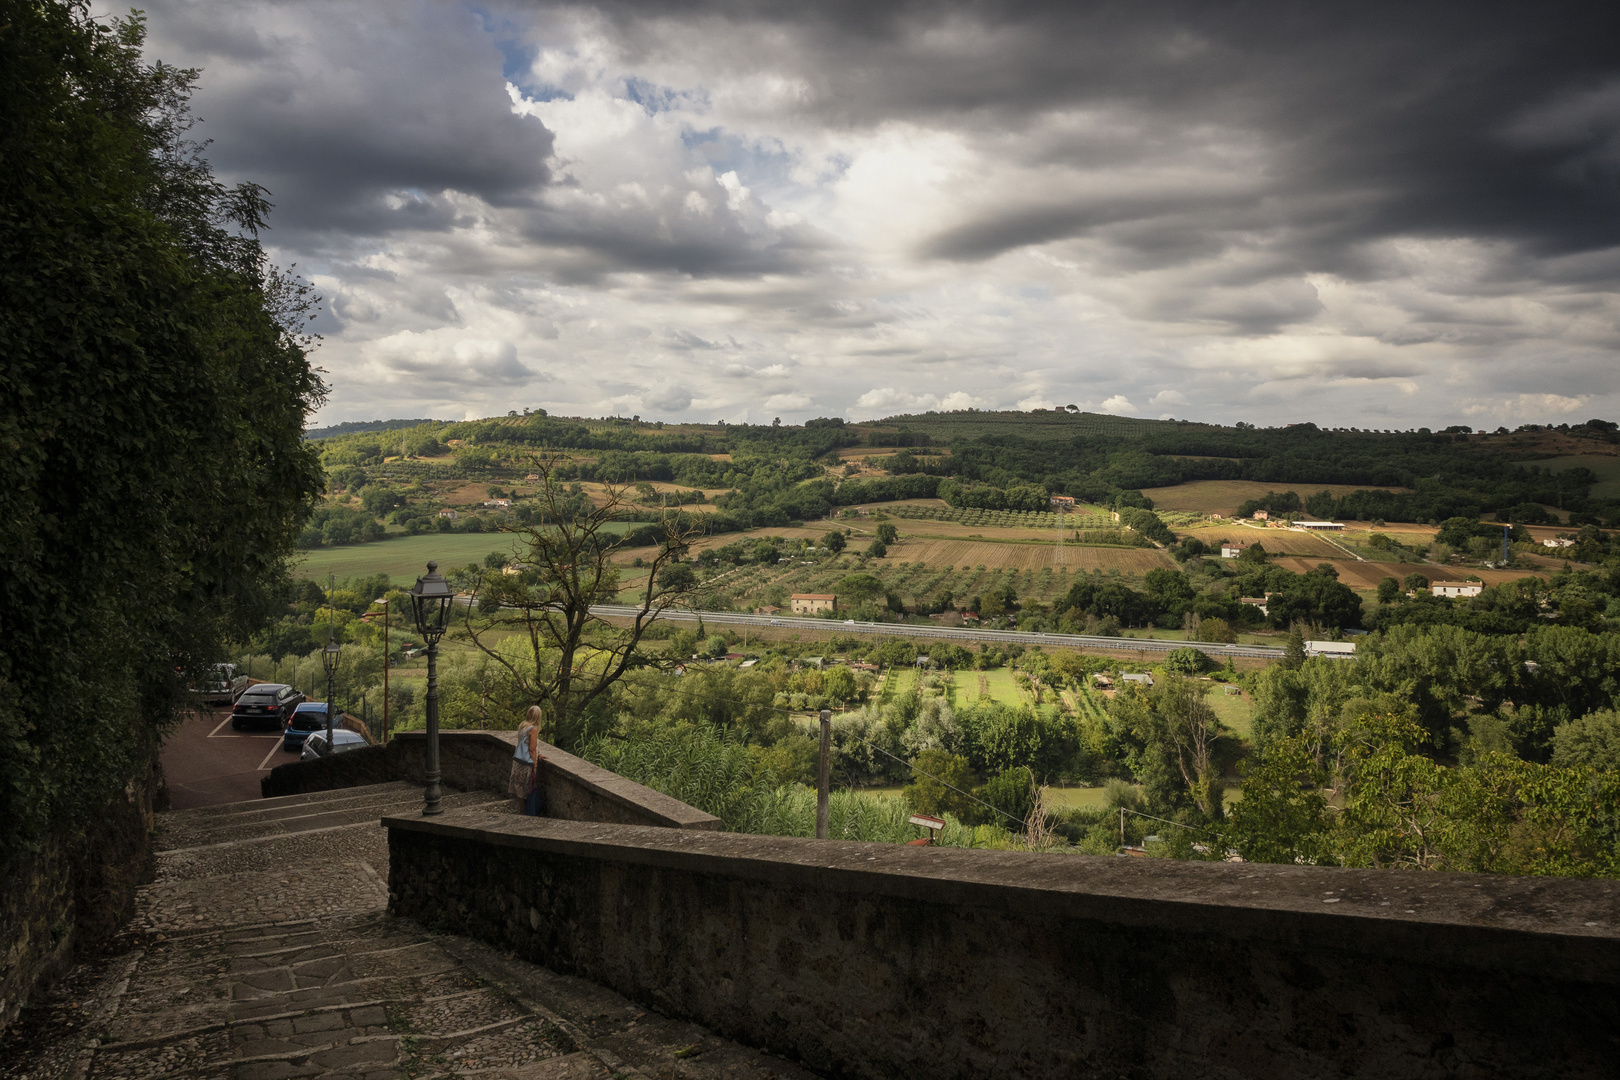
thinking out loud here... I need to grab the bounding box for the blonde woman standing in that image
[509,705,544,815]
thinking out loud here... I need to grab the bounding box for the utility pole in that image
[816,708,832,839]
[373,596,390,741]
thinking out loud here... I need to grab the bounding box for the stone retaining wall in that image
[385,811,1620,1080]
[262,730,719,831]
[2,757,162,1031]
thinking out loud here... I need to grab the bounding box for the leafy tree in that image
[876,522,899,544]
[657,562,698,592]
[903,750,979,821]
[865,539,889,558]
[823,665,858,703]
[1550,709,1620,773]
[977,767,1036,828]
[1220,738,1337,866]
[2,3,324,852]
[1377,576,1402,604]
[1163,647,1213,675]
[838,573,886,607]
[463,456,700,747]
[824,530,847,553]
[1196,617,1237,644]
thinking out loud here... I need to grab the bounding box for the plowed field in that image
[1140,479,1413,515]
[886,536,1171,573]
[1269,557,1547,590]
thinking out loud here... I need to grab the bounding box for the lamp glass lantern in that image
[409,560,454,643]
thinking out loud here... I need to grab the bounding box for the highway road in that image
[587,604,1286,660]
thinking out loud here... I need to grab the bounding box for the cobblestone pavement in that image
[4,785,819,1080]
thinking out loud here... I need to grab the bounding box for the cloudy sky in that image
[129,0,1620,428]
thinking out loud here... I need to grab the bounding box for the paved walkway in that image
[4,784,818,1080]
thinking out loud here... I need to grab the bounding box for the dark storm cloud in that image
[595,0,1620,271]
[144,0,554,240]
[127,0,1620,427]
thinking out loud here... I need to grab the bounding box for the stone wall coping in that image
[388,731,721,830]
[384,809,1620,984]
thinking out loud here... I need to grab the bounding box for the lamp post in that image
[409,561,454,815]
[321,639,340,750]
[369,596,390,742]
[816,708,832,839]
[323,574,339,752]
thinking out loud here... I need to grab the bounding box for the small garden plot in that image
[1205,684,1254,739]
[969,667,1028,706]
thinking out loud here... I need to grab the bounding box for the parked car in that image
[282,702,334,752]
[300,729,369,761]
[231,683,303,730]
[193,663,249,706]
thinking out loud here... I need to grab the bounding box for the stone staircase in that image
[4,784,818,1080]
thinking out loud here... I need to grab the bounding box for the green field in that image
[293,533,530,583]
[1205,685,1254,738]
[293,524,633,583]
[967,667,1026,705]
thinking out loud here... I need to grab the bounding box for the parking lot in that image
[160,705,303,809]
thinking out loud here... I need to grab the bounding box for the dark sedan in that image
[231,683,303,730]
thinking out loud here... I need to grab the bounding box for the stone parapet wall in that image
[385,811,1620,1080]
[262,730,719,831]
[2,757,162,1031]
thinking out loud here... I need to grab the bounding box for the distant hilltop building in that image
[790,593,836,615]
[1432,581,1484,598]
[1221,543,1247,558]
[1049,495,1076,509]
[1294,520,1345,531]
[1252,510,1269,520]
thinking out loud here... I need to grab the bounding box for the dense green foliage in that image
[0,2,324,852]
[1225,714,1620,876]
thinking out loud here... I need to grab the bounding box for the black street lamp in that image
[322,573,340,753]
[321,639,341,750]
[409,561,454,815]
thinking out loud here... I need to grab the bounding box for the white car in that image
[300,729,369,761]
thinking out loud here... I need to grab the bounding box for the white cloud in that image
[1149,389,1189,408]
[1099,395,1138,415]
[852,387,987,415]
[1016,394,1056,410]
[1461,393,1588,422]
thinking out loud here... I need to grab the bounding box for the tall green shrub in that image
[1,2,324,853]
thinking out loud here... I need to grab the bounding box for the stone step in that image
[152,793,508,887]
[156,782,423,849]
[85,910,584,1079]
[158,789,505,854]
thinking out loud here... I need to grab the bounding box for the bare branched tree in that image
[463,455,701,746]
